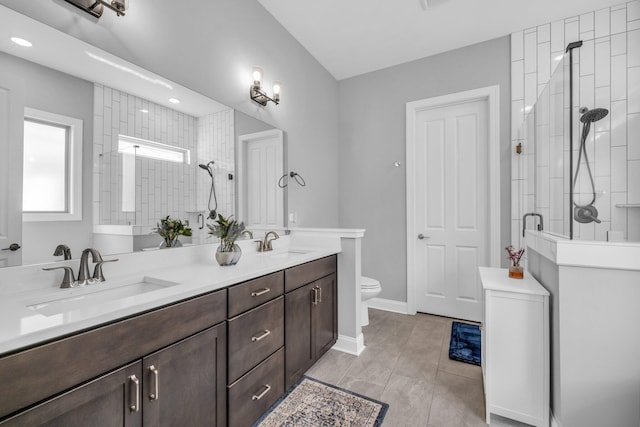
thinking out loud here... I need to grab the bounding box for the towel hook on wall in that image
[278,171,306,188]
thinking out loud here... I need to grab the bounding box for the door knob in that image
[417,234,430,240]
[2,243,21,251]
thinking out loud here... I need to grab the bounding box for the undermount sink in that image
[24,277,179,316]
[262,249,311,260]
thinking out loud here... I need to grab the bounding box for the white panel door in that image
[237,129,284,228]
[0,69,24,267]
[413,99,489,321]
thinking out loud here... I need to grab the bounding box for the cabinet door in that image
[314,273,337,358]
[0,362,142,427]
[284,282,315,389]
[142,324,227,427]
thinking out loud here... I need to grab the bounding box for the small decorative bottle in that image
[505,245,525,279]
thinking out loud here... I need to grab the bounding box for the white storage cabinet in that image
[479,267,550,427]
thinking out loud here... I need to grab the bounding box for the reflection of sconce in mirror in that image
[250,67,281,106]
[63,0,129,18]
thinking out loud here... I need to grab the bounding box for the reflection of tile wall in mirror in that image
[93,84,235,239]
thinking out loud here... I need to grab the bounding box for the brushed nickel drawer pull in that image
[316,286,322,303]
[251,329,271,342]
[251,288,271,297]
[129,375,140,412]
[252,384,271,401]
[312,287,318,305]
[149,365,159,400]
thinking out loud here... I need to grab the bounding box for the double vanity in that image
[0,238,345,426]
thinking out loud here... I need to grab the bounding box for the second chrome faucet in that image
[43,248,118,288]
[255,231,279,252]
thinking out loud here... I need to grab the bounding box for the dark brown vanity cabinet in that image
[227,272,285,427]
[284,256,337,389]
[0,361,143,427]
[0,290,227,426]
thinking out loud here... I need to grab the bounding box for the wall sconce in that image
[63,0,128,18]
[250,67,281,106]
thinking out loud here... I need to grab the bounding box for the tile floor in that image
[304,309,530,427]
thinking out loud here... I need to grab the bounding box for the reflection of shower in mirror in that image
[199,161,218,220]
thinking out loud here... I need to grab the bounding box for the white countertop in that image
[0,243,339,356]
[479,267,549,297]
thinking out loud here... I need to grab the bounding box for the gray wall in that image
[0,0,340,228]
[338,37,511,302]
[0,51,94,264]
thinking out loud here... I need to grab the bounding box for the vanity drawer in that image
[285,255,336,292]
[228,347,284,427]
[228,296,284,383]
[228,271,284,317]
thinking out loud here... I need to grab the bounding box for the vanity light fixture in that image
[250,66,281,106]
[10,37,32,47]
[63,0,128,18]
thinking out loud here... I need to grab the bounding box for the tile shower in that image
[511,0,640,246]
[93,84,235,247]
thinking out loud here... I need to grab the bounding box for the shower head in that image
[198,161,214,177]
[580,108,609,123]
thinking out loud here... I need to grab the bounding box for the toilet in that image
[361,276,382,326]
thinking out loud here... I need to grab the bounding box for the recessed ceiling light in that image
[169,98,180,104]
[140,109,149,113]
[10,37,32,47]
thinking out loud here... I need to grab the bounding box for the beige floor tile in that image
[393,347,440,382]
[344,343,401,386]
[428,370,486,427]
[336,375,386,401]
[380,373,434,427]
[305,349,356,385]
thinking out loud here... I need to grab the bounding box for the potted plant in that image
[155,215,192,248]
[505,245,525,279]
[207,213,245,266]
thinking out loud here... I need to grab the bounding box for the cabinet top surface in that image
[0,248,338,356]
[479,267,550,297]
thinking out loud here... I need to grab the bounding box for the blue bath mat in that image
[449,321,481,366]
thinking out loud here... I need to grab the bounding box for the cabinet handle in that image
[316,286,322,303]
[312,287,318,305]
[251,384,271,401]
[251,329,271,342]
[251,288,271,297]
[149,365,159,400]
[129,375,140,412]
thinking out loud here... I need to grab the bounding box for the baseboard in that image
[367,297,408,314]
[332,333,365,356]
[551,410,562,427]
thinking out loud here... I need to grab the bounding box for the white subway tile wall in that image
[93,85,235,245]
[511,0,640,245]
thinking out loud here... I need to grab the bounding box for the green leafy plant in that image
[207,213,245,252]
[154,215,192,248]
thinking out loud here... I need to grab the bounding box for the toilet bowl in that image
[361,276,382,326]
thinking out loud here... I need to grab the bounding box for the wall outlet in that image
[288,212,297,223]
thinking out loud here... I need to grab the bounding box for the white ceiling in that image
[258,0,621,80]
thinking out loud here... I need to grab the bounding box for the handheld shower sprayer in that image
[198,161,218,220]
[573,107,608,224]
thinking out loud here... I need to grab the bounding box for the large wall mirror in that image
[0,5,286,268]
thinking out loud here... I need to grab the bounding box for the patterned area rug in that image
[254,376,388,426]
[449,321,482,366]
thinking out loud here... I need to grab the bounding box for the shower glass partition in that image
[522,48,639,242]
[522,55,571,238]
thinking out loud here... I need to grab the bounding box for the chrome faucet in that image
[255,231,279,252]
[78,248,103,284]
[522,213,544,237]
[43,248,118,288]
[53,244,72,260]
